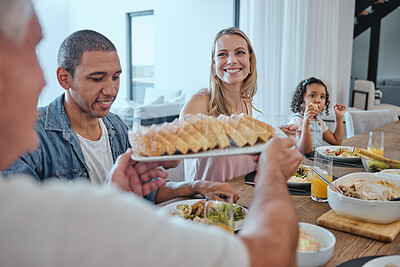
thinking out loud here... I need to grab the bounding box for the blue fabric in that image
[4,94,158,203]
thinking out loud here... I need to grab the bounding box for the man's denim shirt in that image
[4,94,158,203]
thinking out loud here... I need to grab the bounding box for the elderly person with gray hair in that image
[0,0,303,266]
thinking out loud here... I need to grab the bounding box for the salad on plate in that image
[171,199,246,228]
[324,147,357,158]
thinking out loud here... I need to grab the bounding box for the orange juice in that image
[211,223,234,234]
[311,174,333,199]
[367,147,384,157]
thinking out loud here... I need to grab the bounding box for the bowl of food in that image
[328,172,400,223]
[379,169,400,179]
[361,156,400,173]
[297,222,336,267]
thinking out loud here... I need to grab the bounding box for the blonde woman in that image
[181,27,297,182]
[181,27,260,182]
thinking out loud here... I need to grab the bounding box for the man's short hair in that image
[57,30,117,78]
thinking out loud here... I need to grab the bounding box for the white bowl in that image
[328,172,400,224]
[379,169,400,179]
[297,222,336,267]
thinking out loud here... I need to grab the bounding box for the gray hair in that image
[0,0,33,43]
[57,30,117,78]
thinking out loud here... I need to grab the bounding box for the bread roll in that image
[128,129,165,156]
[214,116,247,147]
[233,114,273,142]
[243,115,275,139]
[173,118,210,151]
[185,114,219,150]
[150,124,189,155]
[207,116,230,149]
[162,122,202,153]
[146,128,175,155]
[218,114,258,146]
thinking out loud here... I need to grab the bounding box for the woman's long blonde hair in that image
[207,27,258,116]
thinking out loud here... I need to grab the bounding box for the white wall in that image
[34,0,233,108]
[154,0,233,96]
[34,0,69,107]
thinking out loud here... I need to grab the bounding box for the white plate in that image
[131,128,286,162]
[287,165,312,188]
[362,255,400,267]
[315,146,361,162]
[158,199,247,231]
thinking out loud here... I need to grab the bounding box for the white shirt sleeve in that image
[0,175,249,267]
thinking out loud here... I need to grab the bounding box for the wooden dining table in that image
[158,120,400,266]
[227,120,400,266]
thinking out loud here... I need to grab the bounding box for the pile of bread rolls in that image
[128,113,275,157]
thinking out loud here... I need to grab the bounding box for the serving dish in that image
[328,172,400,223]
[315,146,360,162]
[158,199,247,231]
[297,222,336,267]
[131,127,286,162]
[361,156,400,173]
[379,169,400,179]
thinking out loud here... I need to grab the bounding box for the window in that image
[127,1,235,104]
[127,10,155,103]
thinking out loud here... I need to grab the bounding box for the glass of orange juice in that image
[204,192,234,233]
[311,152,333,202]
[367,131,384,156]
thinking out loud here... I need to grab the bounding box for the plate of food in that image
[362,255,400,267]
[287,165,313,188]
[315,146,360,162]
[129,113,283,162]
[158,199,247,231]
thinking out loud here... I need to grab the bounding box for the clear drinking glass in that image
[204,192,234,233]
[367,131,384,157]
[311,151,333,202]
[274,114,289,128]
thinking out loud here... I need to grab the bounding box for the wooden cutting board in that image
[317,209,400,242]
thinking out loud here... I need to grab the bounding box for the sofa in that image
[111,88,186,131]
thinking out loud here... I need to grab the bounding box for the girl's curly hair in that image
[290,77,330,116]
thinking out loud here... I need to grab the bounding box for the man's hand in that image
[278,124,298,136]
[193,181,240,202]
[106,149,168,197]
[256,137,303,184]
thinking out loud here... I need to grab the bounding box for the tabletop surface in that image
[227,120,400,267]
[159,121,400,266]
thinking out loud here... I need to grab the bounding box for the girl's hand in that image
[333,103,346,119]
[304,103,318,124]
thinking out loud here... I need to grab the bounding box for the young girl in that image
[288,77,346,155]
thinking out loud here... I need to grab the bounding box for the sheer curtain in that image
[240,0,355,124]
